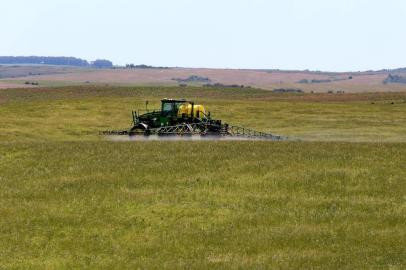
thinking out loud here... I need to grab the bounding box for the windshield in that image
[162,102,173,112]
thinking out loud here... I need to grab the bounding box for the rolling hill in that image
[1,65,406,93]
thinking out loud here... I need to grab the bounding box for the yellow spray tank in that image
[178,103,207,119]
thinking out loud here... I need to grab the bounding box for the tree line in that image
[0,56,113,68]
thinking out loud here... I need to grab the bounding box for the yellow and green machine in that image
[104,98,283,140]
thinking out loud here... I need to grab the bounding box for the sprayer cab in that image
[161,98,207,119]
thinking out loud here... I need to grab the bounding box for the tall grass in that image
[0,142,405,269]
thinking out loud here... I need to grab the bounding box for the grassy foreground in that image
[1,142,405,269]
[0,86,405,269]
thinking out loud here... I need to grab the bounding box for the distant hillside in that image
[0,65,81,79]
[2,64,406,93]
[0,56,113,68]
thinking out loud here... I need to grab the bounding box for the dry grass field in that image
[0,81,35,89]
[2,65,406,92]
[0,65,88,89]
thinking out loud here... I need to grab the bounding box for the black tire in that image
[129,123,149,136]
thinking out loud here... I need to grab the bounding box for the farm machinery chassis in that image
[102,98,284,141]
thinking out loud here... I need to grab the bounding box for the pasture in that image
[0,86,405,269]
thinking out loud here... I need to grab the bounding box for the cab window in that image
[174,102,185,110]
[162,102,173,112]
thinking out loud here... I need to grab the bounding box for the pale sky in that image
[2,0,406,71]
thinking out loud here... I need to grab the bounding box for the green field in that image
[1,86,405,269]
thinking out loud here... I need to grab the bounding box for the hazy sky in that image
[2,0,406,71]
